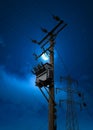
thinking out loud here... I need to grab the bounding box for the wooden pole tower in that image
[49,39,56,130]
[32,16,67,130]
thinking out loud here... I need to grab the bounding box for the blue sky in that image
[0,0,93,130]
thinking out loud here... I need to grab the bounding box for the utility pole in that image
[49,39,56,130]
[66,76,79,130]
[57,76,81,130]
[32,16,67,130]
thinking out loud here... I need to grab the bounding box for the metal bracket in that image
[39,87,49,102]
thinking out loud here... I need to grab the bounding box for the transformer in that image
[32,63,53,87]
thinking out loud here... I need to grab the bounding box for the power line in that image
[55,46,70,75]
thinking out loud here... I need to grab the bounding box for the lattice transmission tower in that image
[66,76,79,130]
[57,76,81,130]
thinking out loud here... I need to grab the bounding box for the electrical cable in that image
[55,46,70,75]
[31,88,48,110]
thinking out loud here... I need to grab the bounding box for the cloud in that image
[0,66,48,129]
[0,65,46,105]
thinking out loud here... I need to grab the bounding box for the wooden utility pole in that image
[32,16,67,130]
[49,39,56,130]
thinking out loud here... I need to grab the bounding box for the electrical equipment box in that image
[32,63,53,87]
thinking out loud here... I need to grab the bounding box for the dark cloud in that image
[0,0,93,129]
[0,67,48,129]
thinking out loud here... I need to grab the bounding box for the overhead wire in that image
[54,38,93,124]
[54,45,93,126]
[55,46,70,75]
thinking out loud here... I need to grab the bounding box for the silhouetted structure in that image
[32,15,67,130]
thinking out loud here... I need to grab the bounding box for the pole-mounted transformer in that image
[32,63,53,87]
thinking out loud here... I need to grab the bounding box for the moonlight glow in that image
[41,53,49,61]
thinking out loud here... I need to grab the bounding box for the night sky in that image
[0,0,93,130]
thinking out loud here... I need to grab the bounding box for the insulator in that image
[31,70,35,74]
[32,39,38,44]
[52,15,61,21]
[41,27,48,33]
[37,64,42,69]
[33,67,38,72]
[83,102,87,107]
[78,92,82,97]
